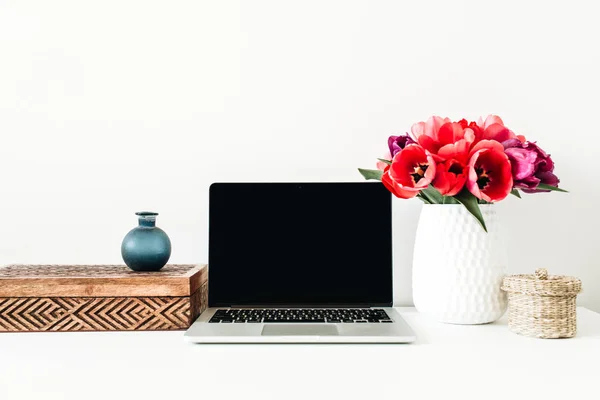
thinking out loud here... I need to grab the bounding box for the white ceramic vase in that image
[412,204,507,324]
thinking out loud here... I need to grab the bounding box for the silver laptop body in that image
[185,183,416,344]
[186,307,415,343]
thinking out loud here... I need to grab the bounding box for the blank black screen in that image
[208,183,392,307]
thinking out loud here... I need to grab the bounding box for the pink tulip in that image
[376,150,392,171]
[503,139,560,192]
[478,115,504,130]
[411,116,450,141]
[477,114,523,143]
[411,116,451,155]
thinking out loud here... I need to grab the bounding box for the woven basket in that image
[501,268,582,339]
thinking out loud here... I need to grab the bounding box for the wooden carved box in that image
[0,264,207,332]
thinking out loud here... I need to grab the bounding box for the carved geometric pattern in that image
[0,282,207,332]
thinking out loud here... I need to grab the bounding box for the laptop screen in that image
[208,183,393,307]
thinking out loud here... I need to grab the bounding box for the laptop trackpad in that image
[261,325,339,336]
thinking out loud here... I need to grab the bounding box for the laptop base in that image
[185,307,416,344]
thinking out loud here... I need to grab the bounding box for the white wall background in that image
[1,0,599,310]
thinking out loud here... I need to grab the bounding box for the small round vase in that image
[121,212,171,272]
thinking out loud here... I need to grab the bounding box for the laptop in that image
[185,182,415,343]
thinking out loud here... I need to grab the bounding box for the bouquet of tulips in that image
[359,115,566,231]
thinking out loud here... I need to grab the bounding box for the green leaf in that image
[510,189,522,198]
[420,185,444,204]
[442,196,459,204]
[377,158,392,165]
[536,183,569,193]
[416,193,431,204]
[418,189,434,204]
[357,168,383,181]
[453,189,488,232]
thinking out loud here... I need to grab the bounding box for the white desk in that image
[1,307,599,400]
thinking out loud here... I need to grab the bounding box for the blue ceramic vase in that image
[121,212,171,272]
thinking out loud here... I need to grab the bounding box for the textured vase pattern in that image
[412,204,507,324]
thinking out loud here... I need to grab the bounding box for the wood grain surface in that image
[0,264,207,297]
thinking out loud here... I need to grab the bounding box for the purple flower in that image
[502,139,560,193]
[388,134,416,157]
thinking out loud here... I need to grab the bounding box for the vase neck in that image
[136,212,158,228]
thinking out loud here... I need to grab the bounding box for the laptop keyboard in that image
[208,308,393,323]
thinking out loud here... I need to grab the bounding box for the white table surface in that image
[1,307,599,400]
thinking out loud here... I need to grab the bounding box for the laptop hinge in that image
[229,304,374,309]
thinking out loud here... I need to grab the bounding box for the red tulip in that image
[458,119,484,142]
[433,159,468,196]
[437,122,475,146]
[466,140,513,202]
[437,137,471,164]
[382,144,436,199]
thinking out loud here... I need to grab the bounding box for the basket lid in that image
[502,268,582,297]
